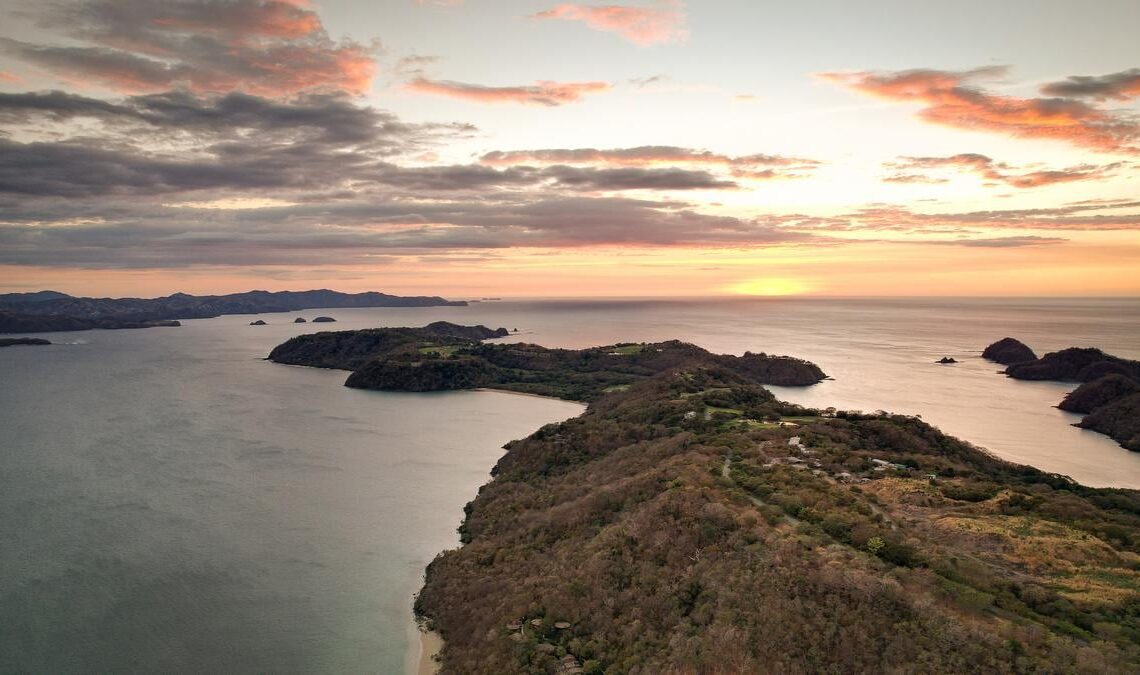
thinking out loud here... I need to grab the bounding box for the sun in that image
[727,278,811,296]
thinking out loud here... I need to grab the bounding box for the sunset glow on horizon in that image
[1,0,1137,298]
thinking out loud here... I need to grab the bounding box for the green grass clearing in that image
[607,344,644,355]
[707,406,743,417]
[418,345,463,357]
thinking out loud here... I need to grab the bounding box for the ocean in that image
[1,297,1137,672]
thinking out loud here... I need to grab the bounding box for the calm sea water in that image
[2,297,1138,672]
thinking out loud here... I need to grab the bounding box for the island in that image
[982,337,1037,365]
[0,289,466,334]
[270,325,1139,672]
[312,316,336,323]
[989,339,1140,451]
[937,356,957,364]
[250,320,267,326]
[294,317,307,323]
[267,322,825,398]
[0,337,51,348]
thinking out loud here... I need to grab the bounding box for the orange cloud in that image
[884,153,1123,188]
[3,0,376,97]
[820,67,1139,153]
[146,0,323,41]
[0,71,22,84]
[406,78,611,106]
[532,2,688,46]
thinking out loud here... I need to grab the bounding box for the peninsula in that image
[267,322,826,399]
[0,337,51,348]
[985,339,1140,452]
[0,289,466,334]
[271,325,1139,672]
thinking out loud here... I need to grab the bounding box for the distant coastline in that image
[0,289,466,335]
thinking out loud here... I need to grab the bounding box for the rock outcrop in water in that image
[0,337,51,347]
[986,339,1140,451]
[1059,374,1140,414]
[0,288,465,334]
[312,316,336,323]
[982,337,1037,365]
[1055,373,1140,451]
[937,357,957,364]
[250,320,267,326]
[294,317,307,323]
[1078,393,1140,452]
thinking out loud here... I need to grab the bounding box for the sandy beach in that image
[413,628,442,675]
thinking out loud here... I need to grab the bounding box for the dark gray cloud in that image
[0,90,486,197]
[540,165,736,190]
[1040,68,1140,101]
[0,195,815,267]
[0,91,739,198]
[924,236,1067,248]
[0,89,455,146]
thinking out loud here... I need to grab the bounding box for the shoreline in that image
[474,386,584,403]
[405,619,442,675]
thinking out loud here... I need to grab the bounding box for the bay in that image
[2,296,1137,672]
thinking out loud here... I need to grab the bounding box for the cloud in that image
[531,2,688,46]
[3,0,375,97]
[0,88,470,146]
[0,194,817,268]
[394,54,440,77]
[922,235,1067,248]
[820,67,1139,153]
[628,74,667,88]
[884,153,1123,188]
[480,146,821,179]
[0,90,478,197]
[1041,68,1140,101]
[405,78,611,106]
[539,165,736,190]
[882,174,949,185]
[810,202,1140,233]
[0,90,743,198]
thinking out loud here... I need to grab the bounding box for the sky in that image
[0,0,1137,298]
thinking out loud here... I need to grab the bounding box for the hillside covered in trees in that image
[414,364,1140,673]
[269,326,1140,671]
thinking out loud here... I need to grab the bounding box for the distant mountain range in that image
[0,289,466,334]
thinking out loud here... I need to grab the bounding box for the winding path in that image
[722,452,801,526]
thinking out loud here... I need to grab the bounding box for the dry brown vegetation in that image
[414,365,1140,673]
